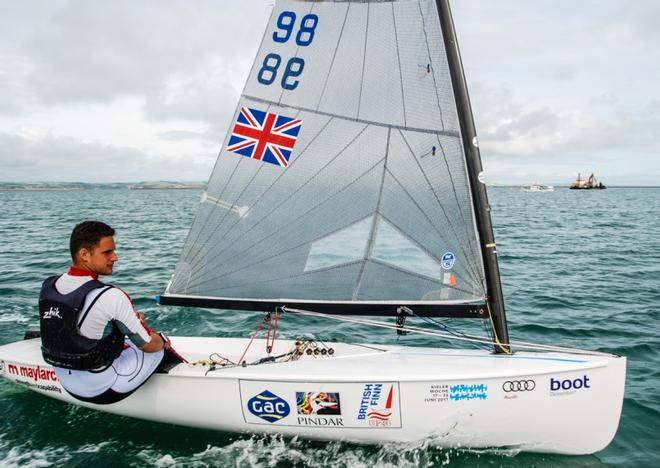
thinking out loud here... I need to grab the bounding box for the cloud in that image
[21,1,268,116]
[0,132,213,182]
[0,1,658,185]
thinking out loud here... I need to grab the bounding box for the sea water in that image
[0,187,658,467]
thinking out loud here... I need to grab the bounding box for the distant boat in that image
[522,184,555,192]
[570,173,606,190]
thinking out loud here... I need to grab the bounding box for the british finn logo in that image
[246,390,290,423]
[358,383,395,427]
[441,252,455,270]
[227,106,302,168]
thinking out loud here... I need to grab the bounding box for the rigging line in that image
[283,307,615,357]
[397,129,481,284]
[391,1,407,127]
[353,128,390,300]
[244,94,459,138]
[315,1,350,111]
[356,2,370,120]
[382,167,481,289]
[237,314,268,366]
[435,134,485,285]
[189,155,386,290]
[486,302,511,354]
[416,315,492,350]
[417,0,446,130]
[184,117,337,284]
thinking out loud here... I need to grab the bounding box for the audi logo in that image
[502,380,536,392]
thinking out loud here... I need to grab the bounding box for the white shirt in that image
[55,273,151,347]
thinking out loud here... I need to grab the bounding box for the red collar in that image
[68,266,99,280]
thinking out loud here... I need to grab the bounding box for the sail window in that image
[372,218,443,281]
[304,216,373,272]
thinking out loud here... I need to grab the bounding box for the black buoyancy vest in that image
[39,276,125,370]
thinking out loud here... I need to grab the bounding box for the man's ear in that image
[77,248,90,263]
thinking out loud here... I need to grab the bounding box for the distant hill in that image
[0,182,206,191]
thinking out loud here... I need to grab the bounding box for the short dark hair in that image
[70,221,115,260]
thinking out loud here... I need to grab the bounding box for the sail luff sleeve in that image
[435,0,510,349]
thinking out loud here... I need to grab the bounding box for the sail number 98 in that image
[257,11,318,90]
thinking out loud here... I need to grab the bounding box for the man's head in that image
[70,221,117,275]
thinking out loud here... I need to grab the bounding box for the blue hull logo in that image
[247,390,290,423]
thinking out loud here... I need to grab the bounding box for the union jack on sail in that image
[227,107,303,168]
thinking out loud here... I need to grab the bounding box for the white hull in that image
[0,336,625,454]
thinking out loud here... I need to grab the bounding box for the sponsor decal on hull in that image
[425,382,489,403]
[240,380,401,428]
[296,392,341,415]
[503,380,536,392]
[450,383,488,401]
[358,383,395,427]
[549,375,591,396]
[296,391,344,427]
[6,363,58,383]
[247,390,290,423]
[4,362,62,394]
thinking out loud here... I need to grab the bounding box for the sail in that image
[162,0,489,316]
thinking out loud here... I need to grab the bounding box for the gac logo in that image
[550,375,591,392]
[247,390,290,423]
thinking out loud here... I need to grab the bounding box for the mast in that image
[435,0,510,353]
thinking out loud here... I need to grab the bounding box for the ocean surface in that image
[0,187,658,467]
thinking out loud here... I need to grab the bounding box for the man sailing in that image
[39,221,172,404]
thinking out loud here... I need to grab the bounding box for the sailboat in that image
[0,0,625,454]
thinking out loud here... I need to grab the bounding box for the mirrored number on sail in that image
[258,11,318,90]
[282,57,305,90]
[257,53,282,86]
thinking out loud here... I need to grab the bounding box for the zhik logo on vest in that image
[43,307,62,319]
[247,390,290,423]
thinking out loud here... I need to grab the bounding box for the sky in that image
[1,0,658,185]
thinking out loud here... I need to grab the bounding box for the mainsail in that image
[162,0,503,323]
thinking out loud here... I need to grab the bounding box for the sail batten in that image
[244,94,460,137]
[166,0,490,315]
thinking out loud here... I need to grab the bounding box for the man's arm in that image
[104,289,170,352]
[140,331,170,353]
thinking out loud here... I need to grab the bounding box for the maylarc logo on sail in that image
[247,390,290,423]
[358,383,395,427]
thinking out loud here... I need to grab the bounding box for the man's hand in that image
[139,331,169,352]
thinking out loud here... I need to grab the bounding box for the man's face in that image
[80,236,117,275]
